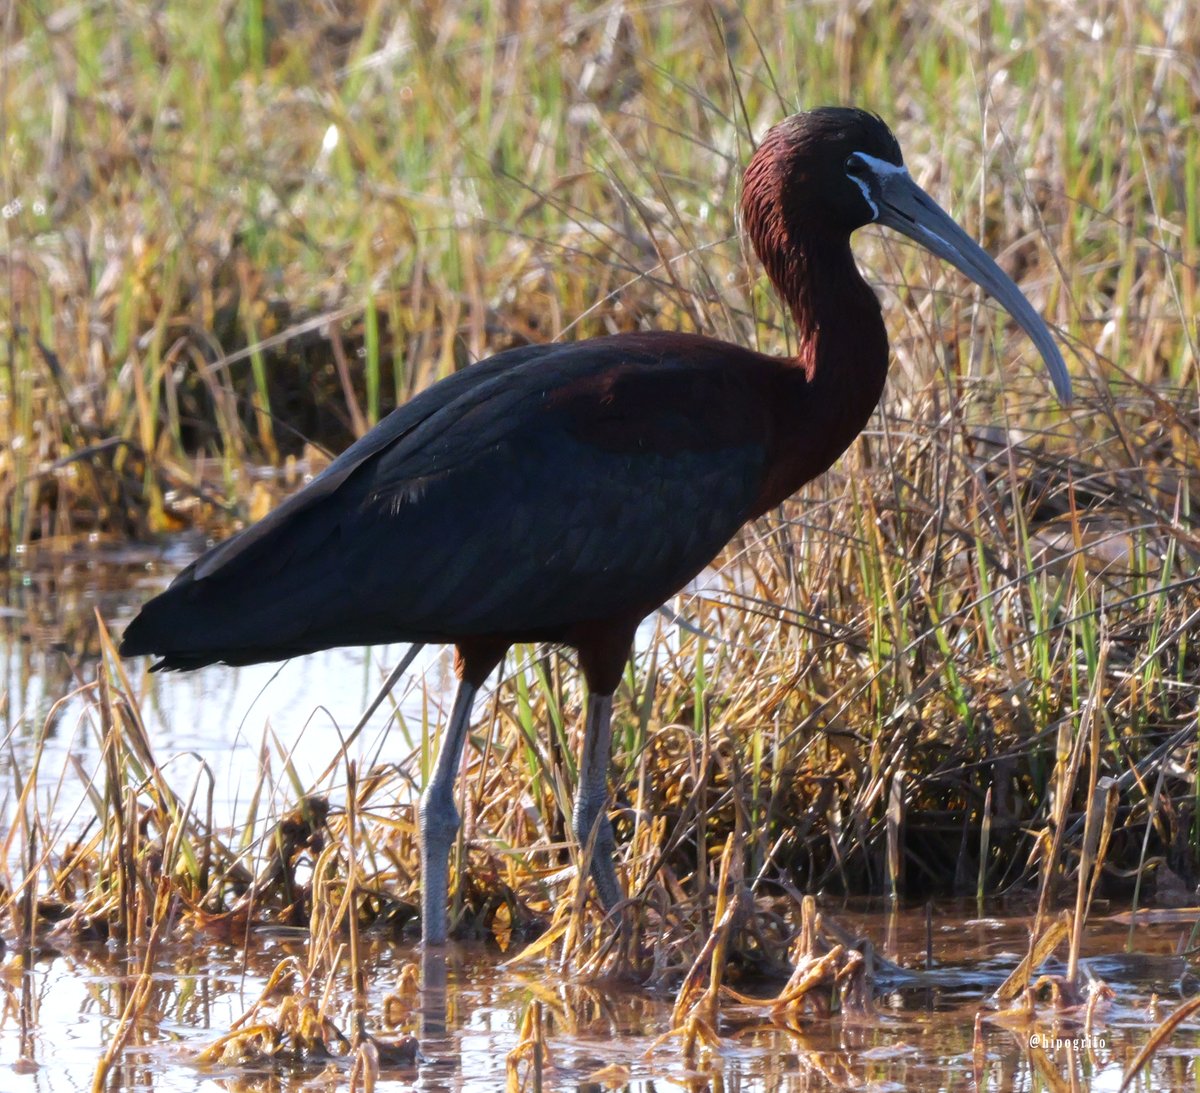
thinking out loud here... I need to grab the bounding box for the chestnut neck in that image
[741,160,892,513]
[783,231,883,385]
[742,148,886,386]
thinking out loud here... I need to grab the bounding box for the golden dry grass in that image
[2,4,1200,1074]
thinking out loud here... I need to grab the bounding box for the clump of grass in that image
[190,954,420,1073]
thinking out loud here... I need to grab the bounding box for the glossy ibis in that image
[121,108,1072,944]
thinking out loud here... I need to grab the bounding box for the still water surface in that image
[6,909,1200,1090]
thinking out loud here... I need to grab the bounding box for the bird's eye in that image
[845,154,868,177]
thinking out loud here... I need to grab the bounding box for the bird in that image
[120,108,1072,945]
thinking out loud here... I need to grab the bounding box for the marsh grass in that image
[3,0,1200,1080]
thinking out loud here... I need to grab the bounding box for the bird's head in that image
[742,107,1072,403]
[746,107,905,233]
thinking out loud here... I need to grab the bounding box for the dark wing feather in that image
[188,340,557,582]
[120,333,777,667]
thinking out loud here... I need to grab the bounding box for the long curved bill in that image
[867,158,1072,404]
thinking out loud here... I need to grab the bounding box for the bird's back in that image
[120,333,792,670]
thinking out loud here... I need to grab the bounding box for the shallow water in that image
[3,547,460,836]
[4,556,1200,1091]
[4,909,1200,1090]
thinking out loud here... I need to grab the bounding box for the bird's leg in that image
[419,680,477,946]
[572,692,623,910]
[419,945,449,1039]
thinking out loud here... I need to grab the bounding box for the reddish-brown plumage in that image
[122,109,911,682]
[121,108,1070,943]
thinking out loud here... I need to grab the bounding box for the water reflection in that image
[2,552,459,828]
[4,914,1200,1091]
